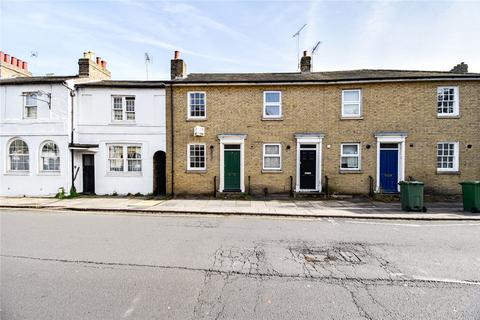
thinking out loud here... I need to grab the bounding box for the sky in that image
[1,0,479,80]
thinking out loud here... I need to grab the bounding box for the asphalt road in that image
[1,209,479,320]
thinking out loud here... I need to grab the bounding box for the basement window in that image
[263,91,282,118]
[437,142,459,172]
[111,96,135,122]
[342,89,362,118]
[437,87,459,117]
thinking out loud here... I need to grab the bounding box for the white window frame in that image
[263,91,282,119]
[340,143,361,171]
[24,92,38,119]
[341,89,362,118]
[187,143,207,171]
[262,143,282,171]
[437,86,459,117]
[39,141,60,172]
[7,139,29,172]
[436,142,459,172]
[107,144,142,174]
[111,96,136,122]
[187,92,207,120]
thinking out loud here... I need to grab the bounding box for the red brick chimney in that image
[78,51,111,80]
[170,50,187,80]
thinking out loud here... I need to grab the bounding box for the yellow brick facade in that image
[166,81,480,196]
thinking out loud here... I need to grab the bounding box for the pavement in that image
[2,209,480,319]
[0,196,478,220]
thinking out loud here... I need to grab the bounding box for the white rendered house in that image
[0,77,75,196]
[73,81,166,195]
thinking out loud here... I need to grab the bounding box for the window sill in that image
[4,171,29,176]
[106,172,143,177]
[340,116,363,120]
[262,169,283,174]
[436,170,460,175]
[187,118,207,122]
[110,121,136,126]
[339,170,363,174]
[262,117,283,121]
[186,169,208,174]
[38,171,61,176]
[437,115,460,119]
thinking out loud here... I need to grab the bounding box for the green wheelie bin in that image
[398,181,427,212]
[459,181,480,213]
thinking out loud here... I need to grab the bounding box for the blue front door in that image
[380,149,398,193]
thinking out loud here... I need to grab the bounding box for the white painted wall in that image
[0,81,73,196]
[73,86,166,195]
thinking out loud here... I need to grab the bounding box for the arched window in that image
[8,139,29,171]
[40,141,60,171]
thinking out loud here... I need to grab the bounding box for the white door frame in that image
[218,134,246,193]
[374,132,407,193]
[295,133,324,192]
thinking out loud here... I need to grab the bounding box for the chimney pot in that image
[4,54,10,63]
[0,51,4,62]
[101,60,107,69]
[22,61,28,70]
[303,50,307,57]
[96,57,102,65]
[16,59,22,68]
[11,57,17,66]
[174,50,180,60]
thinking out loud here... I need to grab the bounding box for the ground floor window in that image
[263,144,281,170]
[437,142,459,172]
[340,143,360,170]
[8,139,29,171]
[108,144,142,173]
[40,141,60,171]
[188,144,206,170]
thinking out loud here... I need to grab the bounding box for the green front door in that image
[224,148,241,191]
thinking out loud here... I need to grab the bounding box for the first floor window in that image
[263,91,282,118]
[437,142,459,171]
[24,93,38,119]
[340,143,360,170]
[188,144,206,170]
[8,139,29,171]
[188,92,206,119]
[263,144,281,170]
[41,142,60,171]
[437,87,459,116]
[112,96,135,121]
[342,89,362,118]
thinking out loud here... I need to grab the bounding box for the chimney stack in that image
[78,51,111,80]
[450,62,468,73]
[0,51,32,78]
[170,50,187,80]
[300,50,311,73]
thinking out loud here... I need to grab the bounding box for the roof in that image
[172,69,480,84]
[76,80,165,88]
[0,75,77,85]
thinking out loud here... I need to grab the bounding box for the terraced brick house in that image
[166,51,480,196]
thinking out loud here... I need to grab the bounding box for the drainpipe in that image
[70,86,76,192]
[170,85,175,196]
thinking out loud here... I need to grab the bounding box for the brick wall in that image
[166,81,480,196]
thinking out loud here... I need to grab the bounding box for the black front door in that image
[300,149,316,190]
[82,154,95,194]
[153,151,166,195]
